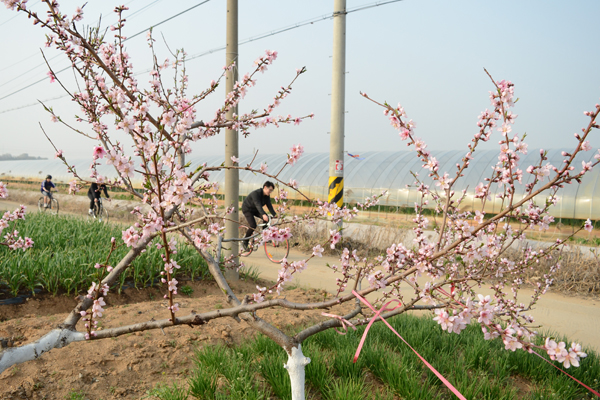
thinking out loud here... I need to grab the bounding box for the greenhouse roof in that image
[1,149,598,219]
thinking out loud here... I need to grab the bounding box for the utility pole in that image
[224,0,239,280]
[328,0,346,228]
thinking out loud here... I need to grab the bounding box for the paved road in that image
[243,248,600,353]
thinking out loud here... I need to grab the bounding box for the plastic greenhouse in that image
[1,150,598,220]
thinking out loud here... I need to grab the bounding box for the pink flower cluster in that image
[0,200,33,251]
[262,226,292,243]
[287,144,304,165]
[545,339,587,368]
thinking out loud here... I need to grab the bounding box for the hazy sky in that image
[1,0,599,161]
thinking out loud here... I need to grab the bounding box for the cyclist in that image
[88,182,110,215]
[40,175,57,208]
[241,181,277,251]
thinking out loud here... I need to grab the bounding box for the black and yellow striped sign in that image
[328,176,343,207]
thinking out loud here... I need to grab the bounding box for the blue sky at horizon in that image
[0,0,599,162]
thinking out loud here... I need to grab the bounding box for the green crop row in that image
[152,314,600,400]
[0,213,211,297]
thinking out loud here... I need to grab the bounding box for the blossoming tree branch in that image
[1,1,599,399]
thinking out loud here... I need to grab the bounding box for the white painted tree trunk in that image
[284,344,311,400]
[0,329,84,374]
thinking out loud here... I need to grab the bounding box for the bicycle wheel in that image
[264,239,289,264]
[37,197,45,212]
[49,198,59,215]
[87,207,95,222]
[97,205,108,223]
[239,238,255,257]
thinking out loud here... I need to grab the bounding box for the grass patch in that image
[151,314,600,399]
[0,212,211,297]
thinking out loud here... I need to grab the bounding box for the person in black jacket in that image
[88,182,110,215]
[241,181,276,250]
[40,175,57,208]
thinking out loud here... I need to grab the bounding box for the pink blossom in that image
[569,342,587,359]
[584,219,593,233]
[47,70,55,83]
[122,227,140,247]
[329,229,341,249]
[582,161,592,173]
[92,297,106,318]
[253,292,265,303]
[503,335,522,351]
[231,156,239,164]
[558,351,580,368]
[478,309,493,325]
[367,270,386,289]
[545,338,561,360]
[168,278,178,292]
[433,309,452,331]
[287,144,304,165]
[399,128,410,140]
[93,145,107,159]
[68,180,79,194]
[259,162,268,174]
[0,182,7,199]
[581,141,592,151]
[55,150,63,159]
[425,157,438,172]
[253,285,267,303]
[436,173,451,190]
[312,244,324,257]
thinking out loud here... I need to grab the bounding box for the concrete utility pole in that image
[328,0,346,227]
[224,0,239,280]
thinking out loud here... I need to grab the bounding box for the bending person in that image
[241,181,276,251]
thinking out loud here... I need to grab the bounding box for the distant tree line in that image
[0,153,47,161]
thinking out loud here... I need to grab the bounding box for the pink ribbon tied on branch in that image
[351,290,468,400]
[321,312,357,335]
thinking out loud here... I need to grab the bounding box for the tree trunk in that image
[284,344,311,400]
[0,329,84,373]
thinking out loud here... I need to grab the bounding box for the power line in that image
[0,0,165,92]
[0,54,63,90]
[0,0,40,28]
[0,0,213,103]
[125,0,164,22]
[0,0,143,87]
[0,95,68,115]
[126,0,212,40]
[185,0,404,62]
[0,0,401,108]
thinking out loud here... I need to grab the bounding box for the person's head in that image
[262,181,275,196]
[46,175,52,181]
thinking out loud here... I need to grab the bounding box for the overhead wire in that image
[0,95,69,115]
[0,0,40,28]
[0,0,402,109]
[0,0,163,91]
[0,0,213,102]
[126,0,211,40]
[185,0,405,61]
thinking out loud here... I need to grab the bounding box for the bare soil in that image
[0,279,345,400]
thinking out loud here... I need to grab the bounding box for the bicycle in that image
[237,215,289,264]
[88,197,109,223]
[37,191,59,215]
